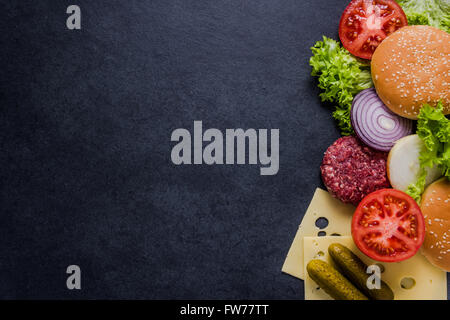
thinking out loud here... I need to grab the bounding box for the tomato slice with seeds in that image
[339,0,408,59]
[352,189,425,262]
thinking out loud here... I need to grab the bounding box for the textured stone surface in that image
[1,0,447,299]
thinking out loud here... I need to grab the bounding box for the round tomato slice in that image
[339,0,408,59]
[352,189,425,262]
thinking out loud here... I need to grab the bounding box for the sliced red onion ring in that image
[351,88,413,152]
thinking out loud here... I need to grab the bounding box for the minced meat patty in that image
[321,136,390,205]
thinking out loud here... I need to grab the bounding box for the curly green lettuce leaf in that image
[332,106,354,136]
[396,0,450,33]
[417,102,450,176]
[310,36,373,135]
[406,102,450,203]
[406,168,427,203]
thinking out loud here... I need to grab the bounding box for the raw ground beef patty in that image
[321,136,390,205]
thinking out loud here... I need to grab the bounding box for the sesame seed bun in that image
[371,25,450,120]
[420,177,450,272]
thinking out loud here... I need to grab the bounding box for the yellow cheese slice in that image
[282,188,355,279]
[304,236,447,300]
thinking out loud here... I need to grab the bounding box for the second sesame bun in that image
[420,177,450,272]
[371,25,450,119]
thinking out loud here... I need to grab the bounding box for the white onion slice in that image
[387,135,442,191]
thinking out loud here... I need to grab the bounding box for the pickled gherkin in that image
[306,259,368,300]
[328,243,394,300]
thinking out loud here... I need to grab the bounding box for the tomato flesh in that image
[339,0,408,59]
[352,189,425,262]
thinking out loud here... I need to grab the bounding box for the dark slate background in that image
[1,0,447,299]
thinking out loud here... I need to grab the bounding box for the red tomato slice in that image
[352,189,425,262]
[339,0,408,59]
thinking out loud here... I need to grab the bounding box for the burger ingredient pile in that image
[310,0,449,135]
[283,0,450,300]
[283,189,448,300]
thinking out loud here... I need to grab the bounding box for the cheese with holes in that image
[304,236,447,300]
[282,188,355,279]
